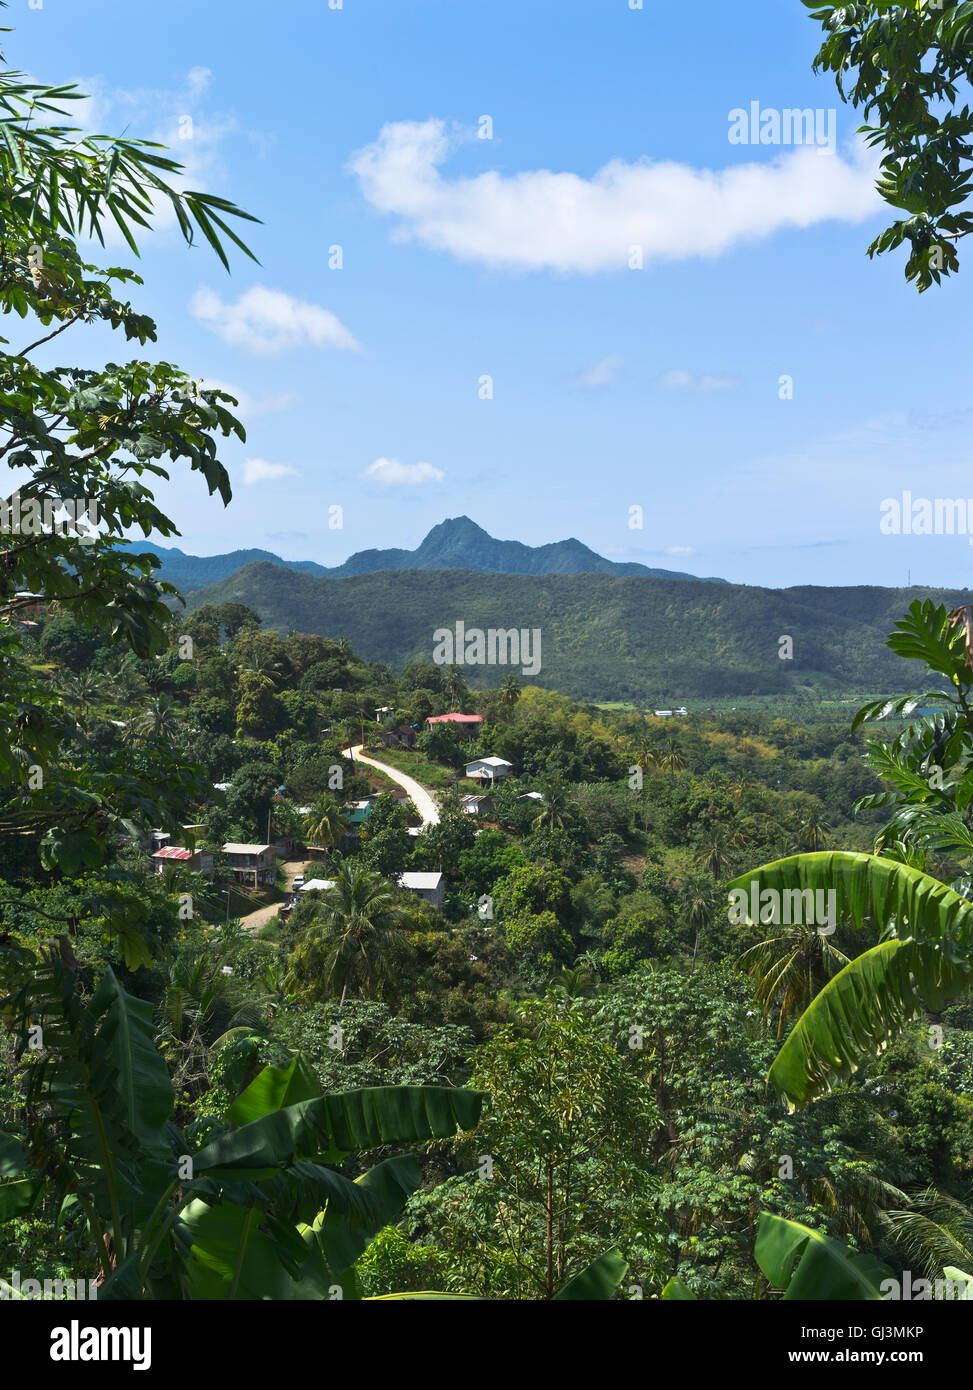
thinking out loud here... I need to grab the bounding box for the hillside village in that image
[9,586,973,1306]
[5,2,973,1328]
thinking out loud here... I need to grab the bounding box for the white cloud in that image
[360,457,445,486]
[657,369,742,391]
[191,285,361,355]
[186,67,212,97]
[665,545,696,557]
[203,379,298,417]
[71,70,239,241]
[571,354,624,389]
[242,457,300,486]
[350,119,881,273]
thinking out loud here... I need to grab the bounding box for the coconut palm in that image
[794,807,833,852]
[55,669,105,717]
[532,782,573,831]
[738,920,851,1039]
[113,660,148,706]
[727,779,749,807]
[630,732,661,774]
[696,833,737,882]
[680,875,721,973]
[444,663,469,711]
[284,861,415,1007]
[659,739,687,776]
[498,674,522,715]
[302,794,349,853]
[124,693,181,743]
[882,1188,973,1282]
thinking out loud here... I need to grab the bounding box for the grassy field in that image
[361,744,474,792]
[592,691,915,721]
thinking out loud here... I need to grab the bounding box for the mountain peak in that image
[422,516,491,541]
[126,518,725,589]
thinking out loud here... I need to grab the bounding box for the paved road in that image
[239,859,307,935]
[345,744,440,827]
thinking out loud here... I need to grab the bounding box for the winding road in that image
[240,749,438,935]
[345,744,440,827]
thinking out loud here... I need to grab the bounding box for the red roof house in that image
[425,713,483,736]
[151,845,214,879]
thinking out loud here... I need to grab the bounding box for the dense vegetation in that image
[184,562,972,704]
[6,586,973,1300]
[4,9,973,1309]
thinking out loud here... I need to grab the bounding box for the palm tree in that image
[738,920,850,1038]
[498,674,522,715]
[56,669,105,717]
[727,779,749,807]
[444,664,469,712]
[552,960,600,999]
[630,736,661,775]
[680,876,721,973]
[659,739,686,777]
[532,782,573,832]
[696,833,736,882]
[302,794,349,854]
[113,660,148,707]
[124,693,181,743]
[794,808,833,852]
[883,1188,973,1282]
[285,861,414,1007]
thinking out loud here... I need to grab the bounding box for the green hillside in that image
[183,563,971,702]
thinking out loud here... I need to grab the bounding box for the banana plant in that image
[729,603,973,1110]
[368,1248,630,1301]
[662,1212,892,1301]
[0,947,483,1299]
[729,851,973,1109]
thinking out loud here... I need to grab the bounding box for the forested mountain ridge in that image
[126,515,726,591]
[183,562,972,701]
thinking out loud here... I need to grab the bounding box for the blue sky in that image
[10,0,973,589]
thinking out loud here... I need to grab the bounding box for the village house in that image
[465,755,513,785]
[12,592,48,620]
[380,725,417,750]
[222,842,276,888]
[398,871,445,910]
[460,792,494,817]
[426,713,483,737]
[151,845,214,879]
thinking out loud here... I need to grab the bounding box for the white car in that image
[291,875,306,890]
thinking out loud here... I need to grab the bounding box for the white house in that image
[222,843,276,889]
[299,879,336,894]
[465,756,513,784]
[398,871,445,909]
